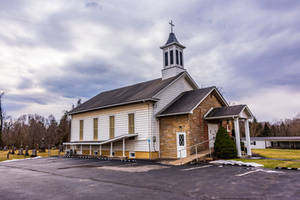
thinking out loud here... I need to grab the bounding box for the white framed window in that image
[128,113,135,134]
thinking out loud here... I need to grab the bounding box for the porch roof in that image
[63,133,138,145]
[204,105,253,120]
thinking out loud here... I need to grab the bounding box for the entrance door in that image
[208,124,219,148]
[176,132,187,158]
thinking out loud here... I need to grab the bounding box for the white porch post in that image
[110,142,113,157]
[234,117,242,157]
[245,119,252,156]
[89,145,91,155]
[99,145,102,156]
[122,138,125,157]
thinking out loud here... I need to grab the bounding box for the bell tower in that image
[160,21,186,80]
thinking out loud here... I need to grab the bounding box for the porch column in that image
[234,117,242,157]
[99,145,102,156]
[244,119,252,156]
[110,142,113,157]
[89,145,92,155]
[122,138,125,157]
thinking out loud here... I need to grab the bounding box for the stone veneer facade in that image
[159,90,227,159]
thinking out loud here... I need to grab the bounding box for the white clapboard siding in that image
[70,118,79,142]
[154,75,193,115]
[70,103,152,151]
[83,117,93,141]
[99,115,109,140]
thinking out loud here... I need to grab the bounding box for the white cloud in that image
[238,86,300,122]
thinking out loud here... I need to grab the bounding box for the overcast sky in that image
[0,0,300,122]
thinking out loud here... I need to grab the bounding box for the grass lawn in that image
[233,149,300,168]
[0,149,62,162]
[252,149,300,160]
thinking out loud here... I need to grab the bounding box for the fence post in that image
[209,144,212,158]
[48,146,51,157]
[195,145,198,162]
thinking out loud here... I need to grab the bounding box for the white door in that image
[176,132,187,158]
[208,124,219,148]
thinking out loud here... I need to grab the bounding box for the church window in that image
[176,50,179,64]
[180,52,183,66]
[128,113,135,134]
[79,120,84,141]
[109,116,115,139]
[93,118,98,140]
[164,52,168,66]
[170,50,174,65]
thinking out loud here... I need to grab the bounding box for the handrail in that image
[178,137,215,161]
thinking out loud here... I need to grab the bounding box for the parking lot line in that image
[181,165,212,171]
[235,168,285,177]
[235,169,260,177]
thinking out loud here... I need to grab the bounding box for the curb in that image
[217,163,256,167]
[63,155,137,163]
[275,167,300,171]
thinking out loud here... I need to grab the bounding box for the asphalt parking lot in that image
[0,157,299,200]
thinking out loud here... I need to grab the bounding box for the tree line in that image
[249,114,300,137]
[1,112,70,149]
[0,103,299,148]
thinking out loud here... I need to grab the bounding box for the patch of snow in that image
[210,160,263,167]
[1,156,42,163]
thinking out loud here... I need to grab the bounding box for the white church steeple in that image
[160,21,186,80]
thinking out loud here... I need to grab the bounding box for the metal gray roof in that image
[160,32,185,49]
[157,87,216,117]
[69,72,185,115]
[241,137,300,141]
[166,32,179,45]
[205,105,246,119]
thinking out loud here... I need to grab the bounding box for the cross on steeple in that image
[169,20,174,33]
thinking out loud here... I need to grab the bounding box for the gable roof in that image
[205,105,253,119]
[157,86,228,117]
[69,72,187,115]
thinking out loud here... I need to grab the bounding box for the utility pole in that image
[0,90,4,147]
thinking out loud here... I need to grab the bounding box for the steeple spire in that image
[160,21,186,80]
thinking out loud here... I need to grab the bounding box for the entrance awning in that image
[204,105,253,120]
[63,133,138,146]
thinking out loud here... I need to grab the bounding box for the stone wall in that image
[159,90,225,159]
[159,115,190,159]
[188,91,223,152]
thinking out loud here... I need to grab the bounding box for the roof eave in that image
[68,98,158,115]
[156,111,190,117]
[160,42,186,49]
[205,115,237,120]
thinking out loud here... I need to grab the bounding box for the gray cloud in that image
[40,58,144,98]
[1,0,300,121]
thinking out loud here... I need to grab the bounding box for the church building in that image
[64,24,254,160]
